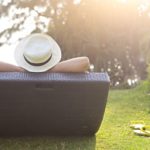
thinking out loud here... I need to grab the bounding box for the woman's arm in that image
[0,61,24,72]
[49,57,90,73]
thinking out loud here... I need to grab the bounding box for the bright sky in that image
[0,44,17,65]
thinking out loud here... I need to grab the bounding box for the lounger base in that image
[0,72,110,136]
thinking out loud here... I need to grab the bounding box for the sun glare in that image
[73,0,81,5]
[120,0,128,3]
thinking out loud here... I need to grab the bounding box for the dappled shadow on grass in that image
[0,136,96,150]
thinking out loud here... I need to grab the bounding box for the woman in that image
[0,34,90,73]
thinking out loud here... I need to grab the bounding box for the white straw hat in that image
[14,33,61,72]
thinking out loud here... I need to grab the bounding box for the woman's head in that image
[14,33,61,72]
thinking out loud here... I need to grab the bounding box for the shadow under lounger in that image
[0,72,110,136]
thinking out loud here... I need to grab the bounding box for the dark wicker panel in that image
[0,72,110,136]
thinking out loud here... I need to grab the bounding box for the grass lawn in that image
[0,81,150,150]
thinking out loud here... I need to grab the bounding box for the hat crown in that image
[23,35,52,64]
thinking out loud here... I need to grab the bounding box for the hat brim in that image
[14,33,61,72]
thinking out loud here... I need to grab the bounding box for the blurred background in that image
[0,0,150,88]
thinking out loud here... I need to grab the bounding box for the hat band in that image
[23,55,52,66]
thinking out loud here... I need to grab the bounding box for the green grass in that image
[0,81,150,150]
[96,81,150,150]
